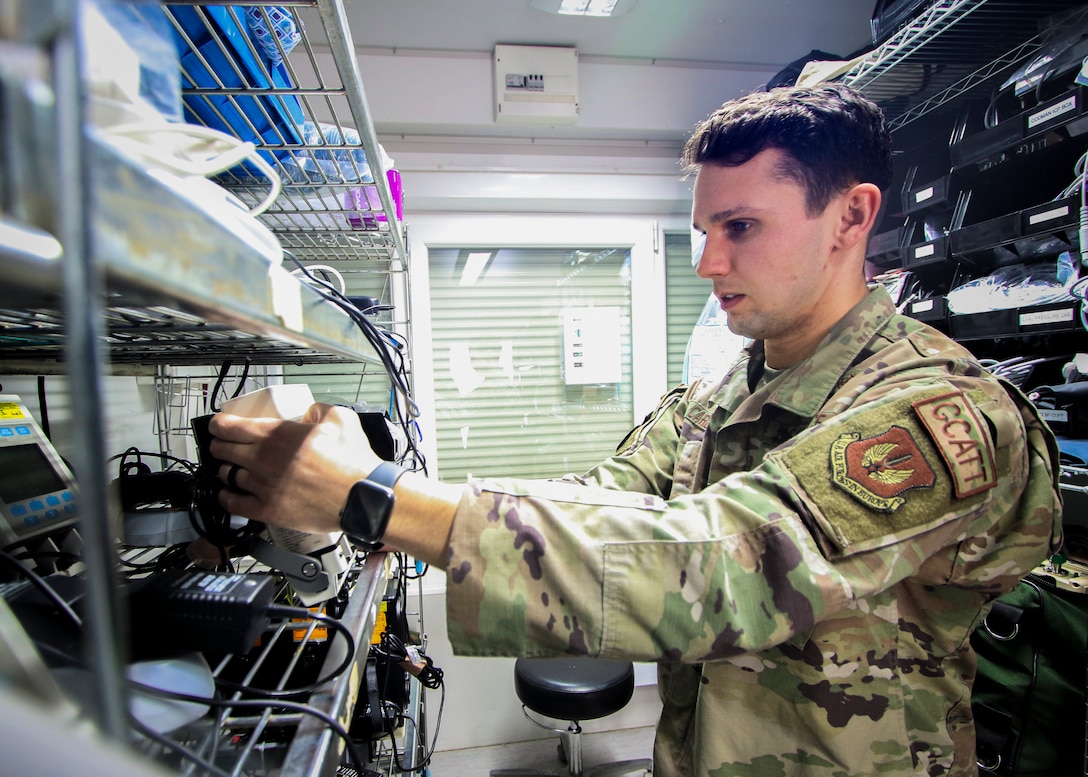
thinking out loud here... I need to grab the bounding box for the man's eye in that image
[728,221,752,236]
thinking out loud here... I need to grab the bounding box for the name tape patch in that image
[911,390,997,498]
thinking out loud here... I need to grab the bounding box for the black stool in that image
[490,657,653,777]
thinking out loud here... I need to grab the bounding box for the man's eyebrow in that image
[703,206,758,224]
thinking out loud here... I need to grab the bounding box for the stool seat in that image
[515,658,636,721]
[493,658,652,777]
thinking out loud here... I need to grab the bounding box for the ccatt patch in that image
[768,385,999,552]
[911,390,997,498]
[830,425,937,512]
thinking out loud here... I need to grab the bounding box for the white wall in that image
[355,49,777,142]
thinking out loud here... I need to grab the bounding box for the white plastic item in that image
[682,293,748,383]
[221,385,352,606]
[96,122,284,265]
[81,1,176,128]
[100,122,281,215]
[220,383,315,421]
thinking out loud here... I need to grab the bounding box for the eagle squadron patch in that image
[830,425,937,512]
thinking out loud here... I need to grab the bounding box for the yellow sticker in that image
[291,606,329,643]
[371,600,388,645]
[0,402,26,420]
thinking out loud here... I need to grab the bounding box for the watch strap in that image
[368,460,407,490]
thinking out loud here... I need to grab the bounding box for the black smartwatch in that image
[339,461,407,547]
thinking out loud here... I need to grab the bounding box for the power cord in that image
[213,604,358,699]
[284,250,419,419]
[129,682,371,776]
[367,626,445,771]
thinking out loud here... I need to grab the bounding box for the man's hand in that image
[208,403,380,534]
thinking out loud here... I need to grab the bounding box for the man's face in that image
[691,147,859,368]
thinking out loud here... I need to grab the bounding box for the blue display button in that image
[23,514,40,526]
[11,504,27,516]
[13,426,29,435]
[29,499,44,511]
[45,509,59,520]
[46,495,60,506]
[63,504,78,515]
[61,491,73,502]
[0,428,13,437]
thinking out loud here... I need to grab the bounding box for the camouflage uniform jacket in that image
[444,286,1062,777]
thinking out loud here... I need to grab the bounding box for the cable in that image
[371,631,443,691]
[379,671,446,773]
[214,605,358,699]
[208,359,253,414]
[128,682,370,775]
[0,548,82,628]
[283,251,420,419]
[36,375,51,440]
[130,715,232,777]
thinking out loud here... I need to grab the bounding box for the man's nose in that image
[695,235,730,279]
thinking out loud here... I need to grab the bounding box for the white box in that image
[494,44,579,126]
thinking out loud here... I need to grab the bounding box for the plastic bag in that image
[946,253,1078,314]
[244,7,302,68]
[86,0,182,123]
[682,293,748,382]
[277,122,395,186]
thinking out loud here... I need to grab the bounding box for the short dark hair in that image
[681,83,894,216]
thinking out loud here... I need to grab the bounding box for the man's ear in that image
[834,183,882,250]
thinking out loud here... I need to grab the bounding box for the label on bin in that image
[1038,409,1069,424]
[1027,95,1077,130]
[914,186,934,203]
[1028,204,1069,225]
[1020,307,1074,327]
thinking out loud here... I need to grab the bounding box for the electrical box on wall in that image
[494,44,579,126]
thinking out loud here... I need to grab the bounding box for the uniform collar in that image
[728,285,896,422]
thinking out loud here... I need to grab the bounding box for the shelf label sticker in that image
[1028,204,1070,225]
[1020,307,1074,327]
[914,243,936,259]
[269,264,304,332]
[911,299,935,313]
[1027,95,1077,130]
[914,186,935,203]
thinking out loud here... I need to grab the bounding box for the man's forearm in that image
[380,473,462,566]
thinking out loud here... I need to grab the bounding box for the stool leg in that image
[562,722,583,777]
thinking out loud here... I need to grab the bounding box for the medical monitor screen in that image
[0,444,66,504]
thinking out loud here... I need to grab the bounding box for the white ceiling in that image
[340,0,877,69]
[318,0,883,214]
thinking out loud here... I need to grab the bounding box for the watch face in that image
[340,479,395,544]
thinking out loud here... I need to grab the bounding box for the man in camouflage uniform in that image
[211,84,1063,776]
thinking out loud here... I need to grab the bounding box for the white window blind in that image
[428,247,633,481]
[663,231,707,386]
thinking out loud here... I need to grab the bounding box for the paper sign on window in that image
[561,307,622,385]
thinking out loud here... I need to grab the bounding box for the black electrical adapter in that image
[128,569,275,657]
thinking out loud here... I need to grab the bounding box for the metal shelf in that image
[165,0,409,269]
[0,140,384,368]
[1,5,416,776]
[0,0,409,369]
[841,0,1088,134]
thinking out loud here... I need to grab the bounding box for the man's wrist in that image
[339,462,408,547]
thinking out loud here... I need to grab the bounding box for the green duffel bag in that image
[971,568,1088,776]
